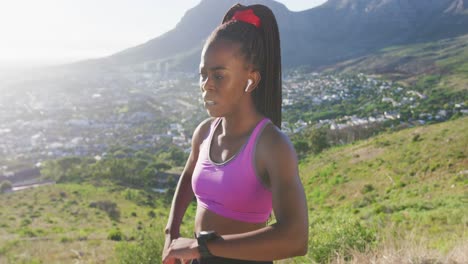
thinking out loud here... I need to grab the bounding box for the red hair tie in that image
[231,9,261,28]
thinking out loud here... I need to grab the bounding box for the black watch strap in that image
[196,231,219,258]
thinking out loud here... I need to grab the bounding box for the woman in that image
[162,4,308,264]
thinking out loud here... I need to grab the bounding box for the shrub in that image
[308,127,330,154]
[21,218,32,227]
[0,180,12,193]
[116,226,165,264]
[361,184,375,194]
[89,200,120,221]
[60,236,72,243]
[30,211,41,218]
[108,228,123,241]
[18,227,37,237]
[374,204,393,214]
[293,139,309,158]
[148,210,156,218]
[412,133,421,142]
[77,229,88,241]
[354,195,376,208]
[309,217,376,263]
[396,181,407,188]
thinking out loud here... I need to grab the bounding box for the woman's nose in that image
[200,77,213,92]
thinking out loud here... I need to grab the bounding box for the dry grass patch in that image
[330,238,468,264]
[349,146,385,164]
[276,234,467,264]
[0,239,117,264]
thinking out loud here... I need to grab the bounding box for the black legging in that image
[191,257,273,264]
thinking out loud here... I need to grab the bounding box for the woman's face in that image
[199,39,251,117]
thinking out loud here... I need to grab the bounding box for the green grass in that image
[0,183,197,263]
[0,117,466,263]
[296,117,467,259]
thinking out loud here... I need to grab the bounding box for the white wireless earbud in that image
[245,79,253,92]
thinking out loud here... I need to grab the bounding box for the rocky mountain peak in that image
[80,0,467,72]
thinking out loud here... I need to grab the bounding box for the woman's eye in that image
[214,75,223,80]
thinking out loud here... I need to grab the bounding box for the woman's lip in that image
[204,100,216,105]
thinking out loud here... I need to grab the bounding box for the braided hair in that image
[205,4,282,128]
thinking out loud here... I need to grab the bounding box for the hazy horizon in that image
[0,0,327,69]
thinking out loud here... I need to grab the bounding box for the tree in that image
[308,128,330,154]
[0,180,13,193]
[293,139,310,159]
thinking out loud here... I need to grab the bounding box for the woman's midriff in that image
[194,206,268,235]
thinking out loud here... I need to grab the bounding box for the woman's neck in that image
[219,108,263,138]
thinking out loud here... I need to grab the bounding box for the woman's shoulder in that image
[196,117,216,134]
[261,121,291,144]
[191,117,216,147]
[255,121,299,184]
[257,121,297,160]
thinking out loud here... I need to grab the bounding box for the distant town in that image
[281,71,465,132]
[1,68,466,176]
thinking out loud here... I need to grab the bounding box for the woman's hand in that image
[162,234,183,264]
[162,237,200,264]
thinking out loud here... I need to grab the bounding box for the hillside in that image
[282,116,468,262]
[1,117,466,263]
[0,183,197,263]
[300,116,467,235]
[323,34,468,92]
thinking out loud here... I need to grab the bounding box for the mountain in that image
[288,0,468,67]
[77,0,468,73]
[81,0,289,71]
[322,33,468,91]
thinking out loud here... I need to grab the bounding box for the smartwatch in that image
[195,230,220,258]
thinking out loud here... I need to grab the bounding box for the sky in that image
[0,0,327,67]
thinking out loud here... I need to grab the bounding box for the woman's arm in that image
[164,124,309,262]
[163,119,213,260]
[164,150,196,238]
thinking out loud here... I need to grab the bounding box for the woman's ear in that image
[245,71,261,93]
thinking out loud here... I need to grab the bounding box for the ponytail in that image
[210,4,282,128]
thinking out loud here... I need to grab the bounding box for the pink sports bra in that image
[192,117,273,223]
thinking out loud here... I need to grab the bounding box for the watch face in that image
[199,231,210,236]
[198,231,216,238]
[197,230,218,241]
